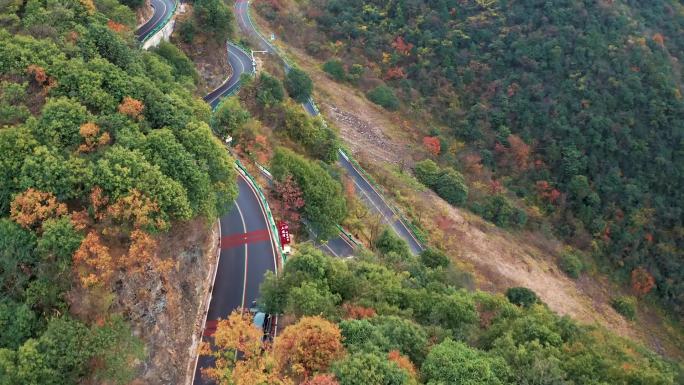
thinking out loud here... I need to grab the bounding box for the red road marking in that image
[203,319,218,337]
[221,229,270,249]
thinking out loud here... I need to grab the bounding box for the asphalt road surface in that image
[235,0,424,255]
[203,43,254,108]
[193,175,278,385]
[135,5,279,385]
[134,0,175,41]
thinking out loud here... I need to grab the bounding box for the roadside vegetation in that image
[201,242,682,384]
[0,1,236,382]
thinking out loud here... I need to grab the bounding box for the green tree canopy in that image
[421,339,510,385]
[333,352,409,385]
[271,147,347,239]
[284,67,314,103]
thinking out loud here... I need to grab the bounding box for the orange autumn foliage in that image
[118,96,144,119]
[275,316,345,378]
[26,64,48,84]
[10,189,67,230]
[123,230,173,276]
[73,231,114,287]
[507,134,531,170]
[26,64,56,94]
[70,209,91,231]
[301,374,339,385]
[107,20,127,33]
[200,311,291,385]
[274,175,305,232]
[422,136,441,156]
[631,267,655,296]
[652,33,665,46]
[78,122,110,153]
[106,189,166,231]
[385,66,407,80]
[462,153,484,176]
[387,350,418,380]
[392,36,414,55]
[342,303,377,319]
[90,186,109,220]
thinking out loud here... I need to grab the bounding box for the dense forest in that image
[257,0,684,316]
[0,1,236,382]
[203,234,681,384]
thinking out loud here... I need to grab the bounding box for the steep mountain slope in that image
[254,0,684,320]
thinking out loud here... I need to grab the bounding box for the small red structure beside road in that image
[277,221,290,247]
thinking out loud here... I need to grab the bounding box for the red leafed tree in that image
[536,180,561,204]
[26,64,56,94]
[631,267,655,296]
[489,179,503,194]
[507,82,519,97]
[10,189,67,230]
[342,303,377,319]
[391,36,414,55]
[274,316,345,378]
[385,66,407,80]
[73,231,114,287]
[422,136,441,156]
[301,374,339,385]
[118,96,144,119]
[26,64,48,84]
[107,20,126,33]
[274,175,305,232]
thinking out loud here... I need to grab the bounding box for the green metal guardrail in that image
[234,159,287,266]
[336,224,360,247]
[139,0,179,44]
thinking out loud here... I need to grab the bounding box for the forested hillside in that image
[258,0,684,316]
[205,238,681,384]
[0,1,236,382]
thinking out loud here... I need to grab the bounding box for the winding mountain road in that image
[234,0,424,255]
[203,43,254,109]
[136,7,278,385]
[135,0,175,42]
[135,0,421,381]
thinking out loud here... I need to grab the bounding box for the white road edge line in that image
[236,202,249,311]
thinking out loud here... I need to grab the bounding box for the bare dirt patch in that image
[177,38,232,95]
[171,7,232,96]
